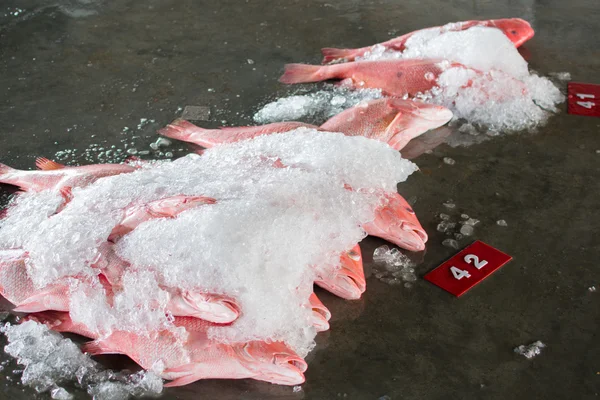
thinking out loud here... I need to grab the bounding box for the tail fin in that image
[321,47,355,64]
[158,119,207,143]
[0,163,16,180]
[279,64,325,84]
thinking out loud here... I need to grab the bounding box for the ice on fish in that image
[253,85,383,124]
[359,27,529,78]
[1,129,417,357]
[1,320,163,399]
[514,341,545,359]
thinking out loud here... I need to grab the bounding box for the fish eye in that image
[405,207,415,214]
[511,30,517,34]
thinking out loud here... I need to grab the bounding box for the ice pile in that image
[372,245,417,287]
[1,320,163,400]
[437,207,480,249]
[254,85,383,124]
[0,128,417,387]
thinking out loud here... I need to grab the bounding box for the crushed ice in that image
[372,246,417,286]
[514,341,545,359]
[1,320,163,399]
[0,129,417,358]
[253,85,383,124]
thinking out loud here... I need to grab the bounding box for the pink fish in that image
[280,58,457,97]
[308,292,331,332]
[158,119,317,148]
[315,244,366,300]
[0,249,72,312]
[320,98,453,150]
[79,316,307,386]
[0,158,136,192]
[321,18,535,63]
[364,192,428,252]
[92,243,240,324]
[109,195,217,240]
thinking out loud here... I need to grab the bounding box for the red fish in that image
[0,158,136,192]
[321,18,534,63]
[308,292,331,332]
[92,243,240,324]
[279,58,457,97]
[79,316,307,386]
[315,244,366,300]
[364,192,428,252]
[109,195,217,240]
[158,119,317,148]
[320,98,453,150]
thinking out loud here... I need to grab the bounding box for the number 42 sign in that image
[424,241,512,297]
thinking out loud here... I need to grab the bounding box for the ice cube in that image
[443,157,456,165]
[459,225,474,236]
[497,219,508,227]
[514,341,545,359]
[442,239,459,249]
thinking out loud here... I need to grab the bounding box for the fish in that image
[308,292,331,332]
[0,249,72,312]
[109,195,217,240]
[158,119,317,148]
[321,18,535,63]
[92,243,240,324]
[79,316,307,386]
[315,244,366,300]
[400,126,452,159]
[0,158,136,192]
[364,192,428,252]
[279,58,457,97]
[319,98,453,150]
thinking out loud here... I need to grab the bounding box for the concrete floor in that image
[1,0,599,399]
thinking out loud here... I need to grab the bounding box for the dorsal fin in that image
[35,157,65,171]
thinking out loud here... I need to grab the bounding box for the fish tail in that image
[158,119,212,146]
[279,63,328,84]
[321,47,356,64]
[0,163,16,186]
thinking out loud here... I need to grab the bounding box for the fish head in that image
[182,291,240,324]
[234,341,307,385]
[492,18,534,47]
[338,245,366,293]
[374,193,428,252]
[385,99,453,150]
[149,195,216,217]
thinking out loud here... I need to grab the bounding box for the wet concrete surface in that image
[1,0,599,399]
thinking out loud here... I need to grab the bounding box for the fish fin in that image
[13,299,50,313]
[158,119,206,143]
[163,366,199,387]
[321,47,353,64]
[35,157,65,171]
[82,340,120,356]
[57,186,73,210]
[0,163,16,176]
[279,64,324,84]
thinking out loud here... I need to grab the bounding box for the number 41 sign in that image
[424,241,512,297]
[568,82,600,117]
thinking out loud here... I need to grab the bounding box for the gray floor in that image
[1,1,599,399]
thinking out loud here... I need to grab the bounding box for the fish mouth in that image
[271,354,308,385]
[413,105,454,124]
[387,224,427,252]
[316,273,365,300]
[204,298,240,324]
[311,311,330,332]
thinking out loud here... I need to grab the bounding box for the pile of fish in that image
[0,18,557,395]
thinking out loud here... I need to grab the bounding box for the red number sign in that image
[424,240,512,297]
[568,82,600,117]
